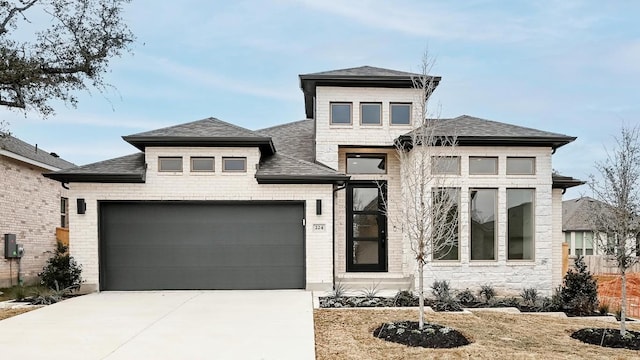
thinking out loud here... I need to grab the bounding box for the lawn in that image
[314,309,640,359]
[0,308,37,321]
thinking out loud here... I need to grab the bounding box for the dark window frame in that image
[60,197,69,228]
[158,157,183,172]
[222,157,247,172]
[346,153,387,174]
[360,102,382,125]
[330,102,353,125]
[190,157,215,172]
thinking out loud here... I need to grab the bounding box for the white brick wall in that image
[0,156,66,287]
[68,147,334,291]
[315,86,422,169]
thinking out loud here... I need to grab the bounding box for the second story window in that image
[60,197,68,228]
[469,157,498,175]
[507,157,536,175]
[223,157,247,172]
[330,102,352,125]
[432,156,460,175]
[191,157,215,172]
[390,103,411,125]
[360,103,381,125]
[159,157,183,172]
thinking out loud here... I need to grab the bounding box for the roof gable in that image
[0,133,75,170]
[123,117,275,156]
[302,65,422,78]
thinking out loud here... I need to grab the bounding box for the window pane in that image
[432,157,460,175]
[391,103,411,125]
[507,157,535,175]
[191,157,214,172]
[331,103,351,124]
[347,155,386,174]
[469,157,498,175]
[507,189,534,260]
[223,158,246,172]
[433,188,460,261]
[361,103,381,124]
[352,188,379,211]
[353,214,378,238]
[585,232,594,255]
[353,240,378,264]
[159,157,182,172]
[575,232,583,249]
[470,189,496,260]
[565,232,572,254]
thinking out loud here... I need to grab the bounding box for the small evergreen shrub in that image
[558,256,598,315]
[431,280,452,301]
[38,241,82,291]
[478,284,496,303]
[455,289,477,304]
[520,288,539,306]
[598,303,610,315]
[393,290,418,307]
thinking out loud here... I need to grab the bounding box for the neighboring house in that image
[45,66,582,295]
[563,196,640,257]
[1,133,74,288]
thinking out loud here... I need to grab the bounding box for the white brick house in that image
[1,134,74,288]
[46,66,582,295]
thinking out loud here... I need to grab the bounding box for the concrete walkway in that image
[0,291,315,360]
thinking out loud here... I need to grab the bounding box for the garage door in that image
[99,202,305,290]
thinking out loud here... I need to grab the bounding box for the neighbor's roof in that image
[299,65,441,119]
[0,133,75,170]
[400,115,576,149]
[123,117,275,156]
[257,119,315,163]
[43,153,146,183]
[563,197,605,231]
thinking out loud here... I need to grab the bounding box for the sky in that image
[2,0,640,200]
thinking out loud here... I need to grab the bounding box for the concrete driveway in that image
[0,291,315,360]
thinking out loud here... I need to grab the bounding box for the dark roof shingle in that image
[0,133,75,169]
[44,153,145,183]
[301,65,422,78]
[256,153,347,184]
[257,119,315,163]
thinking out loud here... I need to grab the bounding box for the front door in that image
[346,182,387,272]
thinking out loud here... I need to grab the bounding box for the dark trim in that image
[255,174,349,184]
[552,175,585,189]
[397,134,576,150]
[122,136,276,156]
[43,172,145,183]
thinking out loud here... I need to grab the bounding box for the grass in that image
[0,285,43,302]
[0,308,37,321]
[314,309,640,359]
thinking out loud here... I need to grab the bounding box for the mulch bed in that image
[571,328,640,350]
[373,320,470,348]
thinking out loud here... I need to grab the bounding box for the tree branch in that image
[0,0,39,34]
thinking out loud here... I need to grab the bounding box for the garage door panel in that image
[99,202,305,290]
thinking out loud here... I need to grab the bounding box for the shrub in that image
[432,297,463,312]
[431,280,452,302]
[598,303,610,315]
[455,289,477,304]
[331,282,347,298]
[38,241,82,291]
[520,288,539,306]
[11,286,26,301]
[478,284,496,303]
[558,256,598,316]
[359,282,381,299]
[393,290,418,307]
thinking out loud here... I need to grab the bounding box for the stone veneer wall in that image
[68,147,334,292]
[0,156,66,288]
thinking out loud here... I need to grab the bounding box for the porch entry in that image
[346,181,387,272]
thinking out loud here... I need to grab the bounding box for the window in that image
[360,103,381,125]
[584,232,594,255]
[507,157,536,175]
[159,157,182,172]
[330,103,352,124]
[346,154,386,174]
[432,156,460,175]
[575,232,584,256]
[507,189,534,260]
[470,189,497,260]
[432,188,460,261]
[191,157,214,172]
[469,157,498,175]
[60,197,68,228]
[222,157,246,172]
[390,103,411,125]
[565,232,572,254]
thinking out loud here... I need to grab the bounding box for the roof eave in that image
[396,135,577,149]
[122,136,276,155]
[43,172,146,183]
[552,179,586,189]
[255,174,350,184]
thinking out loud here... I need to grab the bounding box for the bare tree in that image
[589,125,640,335]
[386,53,459,329]
[1,0,134,117]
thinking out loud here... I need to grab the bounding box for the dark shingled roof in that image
[256,153,347,184]
[0,133,75,169]
[123,117,275,156]
[44,153,145,183]
[401,115,576,149]
[299,65,441,119]
[257,119,315,163]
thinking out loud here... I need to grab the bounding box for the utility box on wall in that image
[4,234,17,259]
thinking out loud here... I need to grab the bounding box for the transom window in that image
[222,157,247,172]
[330,102,352,124]
[191,157,214,172]
[390,103,411,125]
[507,157,536,175]
[432,156,460,175]
[360,103,381,125]
[346,154,386,174]
[507,189,535,260]
[159,157,183,172]
[469,157,498,175]
[470,188,497,261]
